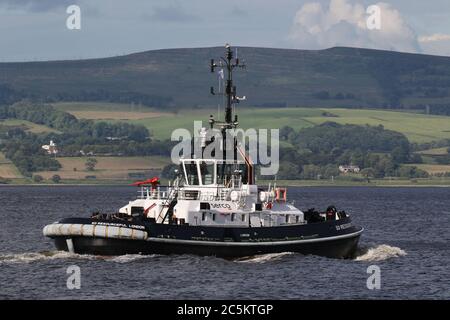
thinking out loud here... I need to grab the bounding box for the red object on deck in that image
[130,177,160,187]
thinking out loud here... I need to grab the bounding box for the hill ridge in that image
[1,46,450,113]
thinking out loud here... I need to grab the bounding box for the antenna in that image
[209,44,246,129]
[209,44,247,161]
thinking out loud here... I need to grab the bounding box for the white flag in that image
[218,68,224,79]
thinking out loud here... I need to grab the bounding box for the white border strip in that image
[147,228,364,247]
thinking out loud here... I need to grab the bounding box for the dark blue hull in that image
[49,216,363,259]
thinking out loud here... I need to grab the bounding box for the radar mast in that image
[209,44,246,159]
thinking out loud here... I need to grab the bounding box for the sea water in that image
[0,186,448,299]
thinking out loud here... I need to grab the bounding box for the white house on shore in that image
[339,165,360,173]
[42,140,58,155]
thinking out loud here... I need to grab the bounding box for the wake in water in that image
[0,245,405,264]
[234,244,407,263]
[0,251,158,264]
[355,244,407,261]
[0,251,89,264]
[234,252,294,264]
[108,254,159,263]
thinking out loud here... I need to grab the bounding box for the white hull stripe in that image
[43,223,148,241]
[147,228,364,247]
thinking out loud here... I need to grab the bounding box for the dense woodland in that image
[270,123,429,180]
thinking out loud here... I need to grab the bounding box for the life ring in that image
[266,202,273,209]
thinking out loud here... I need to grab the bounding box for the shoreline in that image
[2,178,450,188]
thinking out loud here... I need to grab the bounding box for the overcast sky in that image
[1,0,450,61]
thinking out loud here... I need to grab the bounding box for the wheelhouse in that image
[180,159,251,187]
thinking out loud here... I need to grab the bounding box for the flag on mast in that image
[218,68,224,79]
[218,68,224,93]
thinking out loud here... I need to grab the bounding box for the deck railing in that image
[136,185,243,202]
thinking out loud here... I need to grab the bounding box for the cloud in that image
[0,0,77,12]
[419,33,450,43]
[418,33,450,56]
[288,0,420,53]
[149,5,199,23]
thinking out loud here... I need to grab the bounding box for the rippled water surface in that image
[0,186,448,299]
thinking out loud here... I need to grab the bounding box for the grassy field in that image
[130,107,326,140]
[50,103,450,143]
[128,107,449,143]
[0,119,59,134]
[4,102,450,185]
[416,147,449,156]
[53,102,165,120]
[405,164,450,175]
[53,102,159,112]
[306,108,450,143]
[0,152,23,179]
[35,156,171,180]
[68,111,163,120]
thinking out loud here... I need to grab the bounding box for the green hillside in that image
[58,104,450,143]
[3,100,450,184]
[131,108,450,143]
[1,46,450,113]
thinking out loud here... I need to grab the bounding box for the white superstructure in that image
[119,158,304,228]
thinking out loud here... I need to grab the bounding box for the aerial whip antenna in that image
[209,44,247,160]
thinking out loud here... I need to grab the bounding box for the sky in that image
[0,0,450,61]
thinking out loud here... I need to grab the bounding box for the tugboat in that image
[43,44,363,259]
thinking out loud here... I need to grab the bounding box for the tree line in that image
[0,84,174,108]
[0,101,173,177]
[270,122,428,180]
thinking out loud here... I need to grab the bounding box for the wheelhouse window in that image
[238,163,249,184]
[241,214,246,222]
[199,161,215,185]
[216,163,234,186]
[231,213,236,222]
[185,161,199,185]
